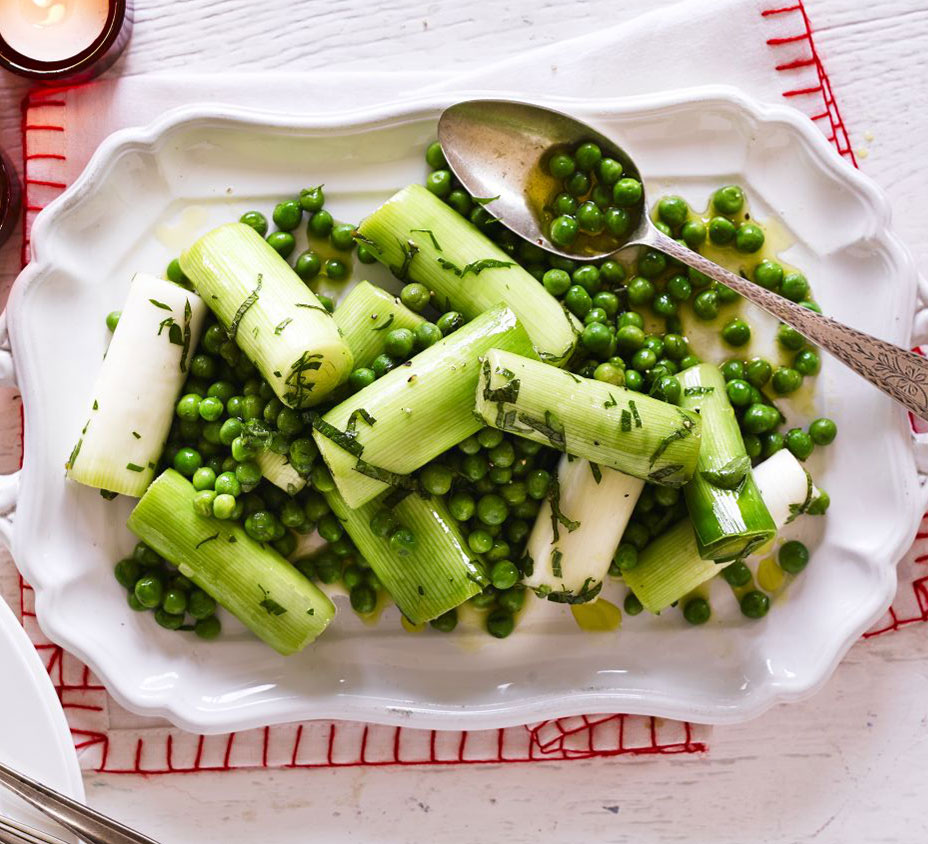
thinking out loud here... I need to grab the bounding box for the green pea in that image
[474,429,502,451]
[430,609,458,633]
[552,192,578,217]
[413,322,443,350]
[637,250,667,279]
[590,292,618,318]
[712,185,744,216]
[548,152,576,179]
[683,597,710,625]
[323,257,347,281]
[794,348,821,376]
[801,300,822,313]
[665,274,691,303]
[763,431,785,458]
[350,584,378,615]
[693,290,719,320]
[524,469,550,501]
[743,434,762,459]
[715,283,739,304]
[565,285,593,318]
[688,267,712,289]
[114,558,142,590]
[722,317,751,347]
[566,171,591,197]
[384,328,415,360]
[195,616,222,640]
[164,258,187,287]
[708,216,735,245]
[604,207,631,238]
[356,243,377,264]
[651,375,681,404]
[476,494,509,526]
[371,354,397,378]
[785,427,814,461]
[307,208,334,238]
[581,322,613,356]
[681,220,707,248]
[505,518,530,544]
[266,231,296,258]
[629,347,655,372]
[550,215,580,247]
[591,184,613,210]
[448,492,476,522]
[597,157,623,184]
[778,540,810,575]
[735,222,765,253]
[744,358,772,388]
[183,589,215,621]
[420,463,453,495]
[486,609,515,639]
[160,587,187,616]
[573,141,601,172]
[624,369,644,391]
[317,294,335,313]
[718,360,743,382]
[400,282,430,312]
[656,196,688,230]
[294,250,322,281]
[742,403,780,434]
[808,491,830,515]
[576,201,605,234]
[740,590,770,619]
[777,323,806,351]
[134,575,164,609]
[489,560,519,591]
[235,460,262,490]
[272,200,302,231]
[206,493,233,520]
[781,272,810,302]
[809,417,837,445]
[176,393,201,422]
[467,529,493,554]
[593,362,624,386]
[211,471,239,498]
[299,186,325,212]
[723,379,751,407]
[426,169,452,197]
[196,396,222,422]
[722,560,752,587]
[540,268,569,297]
[626,276,655,307]
[612,543,639,572]
[623,592,643,615]
[772,367,803,394]
[425,141,447,169]
[325,223,354,252]
[173,447,202,477]
[613,178,642,207]
[572,264,601,294]
[753,260,783,290]
[498,586,526,613]
[240,211,268,236]
[190,467,215,492]
[436,311,464,336]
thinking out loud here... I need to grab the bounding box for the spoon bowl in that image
[438,99,648,259]
[437,98,928,421]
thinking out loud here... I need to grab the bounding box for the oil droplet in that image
[571,599,622,632]
[400,613,425,634]
[757,555,785,593]
[155,205,209,253]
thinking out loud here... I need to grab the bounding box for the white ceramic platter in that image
[3,87,927,733]
[0,597,83,835]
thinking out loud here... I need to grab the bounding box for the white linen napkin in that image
[9,0,881,772]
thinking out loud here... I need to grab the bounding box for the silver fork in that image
[0,812,70,844]
[0,763,160,844]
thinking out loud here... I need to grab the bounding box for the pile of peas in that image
[423,143,834,630]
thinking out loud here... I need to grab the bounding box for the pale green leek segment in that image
[356,184,578,365]
[326,489,488,623]
[128,470,334,654]
[66,273,207,497]
[332,280,424,369]
[313,304,536,508]
[624,450,818,613]
[180,222,353,408]
[474,349,701,487]
[676,364,775,561]
[256,450,307,495]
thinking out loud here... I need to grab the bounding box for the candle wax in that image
[0,0,108,62]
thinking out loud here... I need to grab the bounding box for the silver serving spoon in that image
[438,99,928,420]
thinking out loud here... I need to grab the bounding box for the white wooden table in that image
[2,1,928,841]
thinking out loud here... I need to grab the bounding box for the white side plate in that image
[0,597,83,833]
[6,87,928,733]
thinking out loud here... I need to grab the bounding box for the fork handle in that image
[0,764,160,844]
[646,229,928,421]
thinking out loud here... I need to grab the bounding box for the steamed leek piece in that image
[256,450,307,495]
[676,364,776,560]
[356,184,578,365]
[474,349,701,487]
[128,470,334,654]
[66,273,207,497]
[326,489,488,623]
[180,223,353,408]
[332,281,425,369]
[313,304,536,509]
[524,454,644,603]
[623,450,818,613]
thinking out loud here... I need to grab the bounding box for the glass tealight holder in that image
[0,0,133,83]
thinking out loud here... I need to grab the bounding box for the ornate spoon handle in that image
[646,230,928,420]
